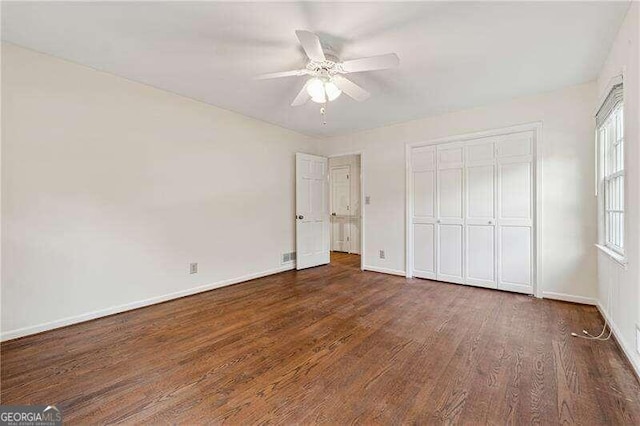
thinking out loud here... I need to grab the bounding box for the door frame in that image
[405,122,543,298]
[328,151,365,271]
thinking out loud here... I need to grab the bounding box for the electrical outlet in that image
[365,196,371,205]
[190,263,198,274]
[379,250,385,259]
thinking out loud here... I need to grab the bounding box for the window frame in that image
[599,102,625,256]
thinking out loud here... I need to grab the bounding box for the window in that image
[598,85,624,255]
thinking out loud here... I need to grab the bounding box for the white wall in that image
[596,2,640,376]
[1,43,318,339]
[318,82,598,301]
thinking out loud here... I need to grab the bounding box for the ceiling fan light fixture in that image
[307,78,326,103]
[306,78,341,103]
[325,81,342,101]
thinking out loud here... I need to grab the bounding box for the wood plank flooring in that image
[2,252,639,424]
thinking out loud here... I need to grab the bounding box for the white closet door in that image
[465,140,497,289]
[411,146,437,279]
[437,144,464,284]
[409,130,535,296]
[497,133,534,294]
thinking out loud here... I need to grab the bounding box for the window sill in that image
[596,244,628,268]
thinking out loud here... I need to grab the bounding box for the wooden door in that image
[296,153,330,269]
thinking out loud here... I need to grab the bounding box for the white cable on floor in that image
[571,252,614,342]
[571,321,612,340]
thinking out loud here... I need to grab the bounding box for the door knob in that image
[331,212,337,216]
[297,215,304,220]
[488,220,494,225]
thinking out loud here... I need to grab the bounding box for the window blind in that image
[596,83,623,127]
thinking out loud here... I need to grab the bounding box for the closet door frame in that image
[405,122,543,298]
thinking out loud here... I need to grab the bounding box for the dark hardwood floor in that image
[2,252,639,424]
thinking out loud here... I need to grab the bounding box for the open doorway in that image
[328,154,362,269]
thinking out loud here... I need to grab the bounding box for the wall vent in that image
[282,252,297,263]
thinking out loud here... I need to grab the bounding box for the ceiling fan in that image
[257,30,399,106]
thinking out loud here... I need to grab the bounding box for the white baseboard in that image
[363,265,406,277]
[542,291,597,305]
[596,302,640,381]
[1,263,295,342]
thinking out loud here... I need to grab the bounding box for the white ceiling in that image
[1,1,630,137]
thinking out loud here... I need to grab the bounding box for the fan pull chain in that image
[320,103,327,125]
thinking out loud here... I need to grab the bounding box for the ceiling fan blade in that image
[340,53,399,73]
[255,69,307,80]
[291,80,312,106]
[295,30,326,62]
[332,75,370,102]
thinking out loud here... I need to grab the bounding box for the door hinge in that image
[347,236,350,241]
[347,205,350,210]
[347,174,349,179]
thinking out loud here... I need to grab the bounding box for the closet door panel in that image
[464,140,497,288]
[414,171,435,218]
[414,223,436,277]
[438,146,464,167]
[438,224,463,282]
[438,168,463,219]
[497,133,532,158]
[497,132,534,294]
[467,164,495,219]
[499,161,531,221]
[411,146,437,279]
[499,226,532,287]
[466,225,496,286]
[466,142,494,163]
[436,143,464,283]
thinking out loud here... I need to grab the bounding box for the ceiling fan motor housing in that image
[306,55,344,79]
